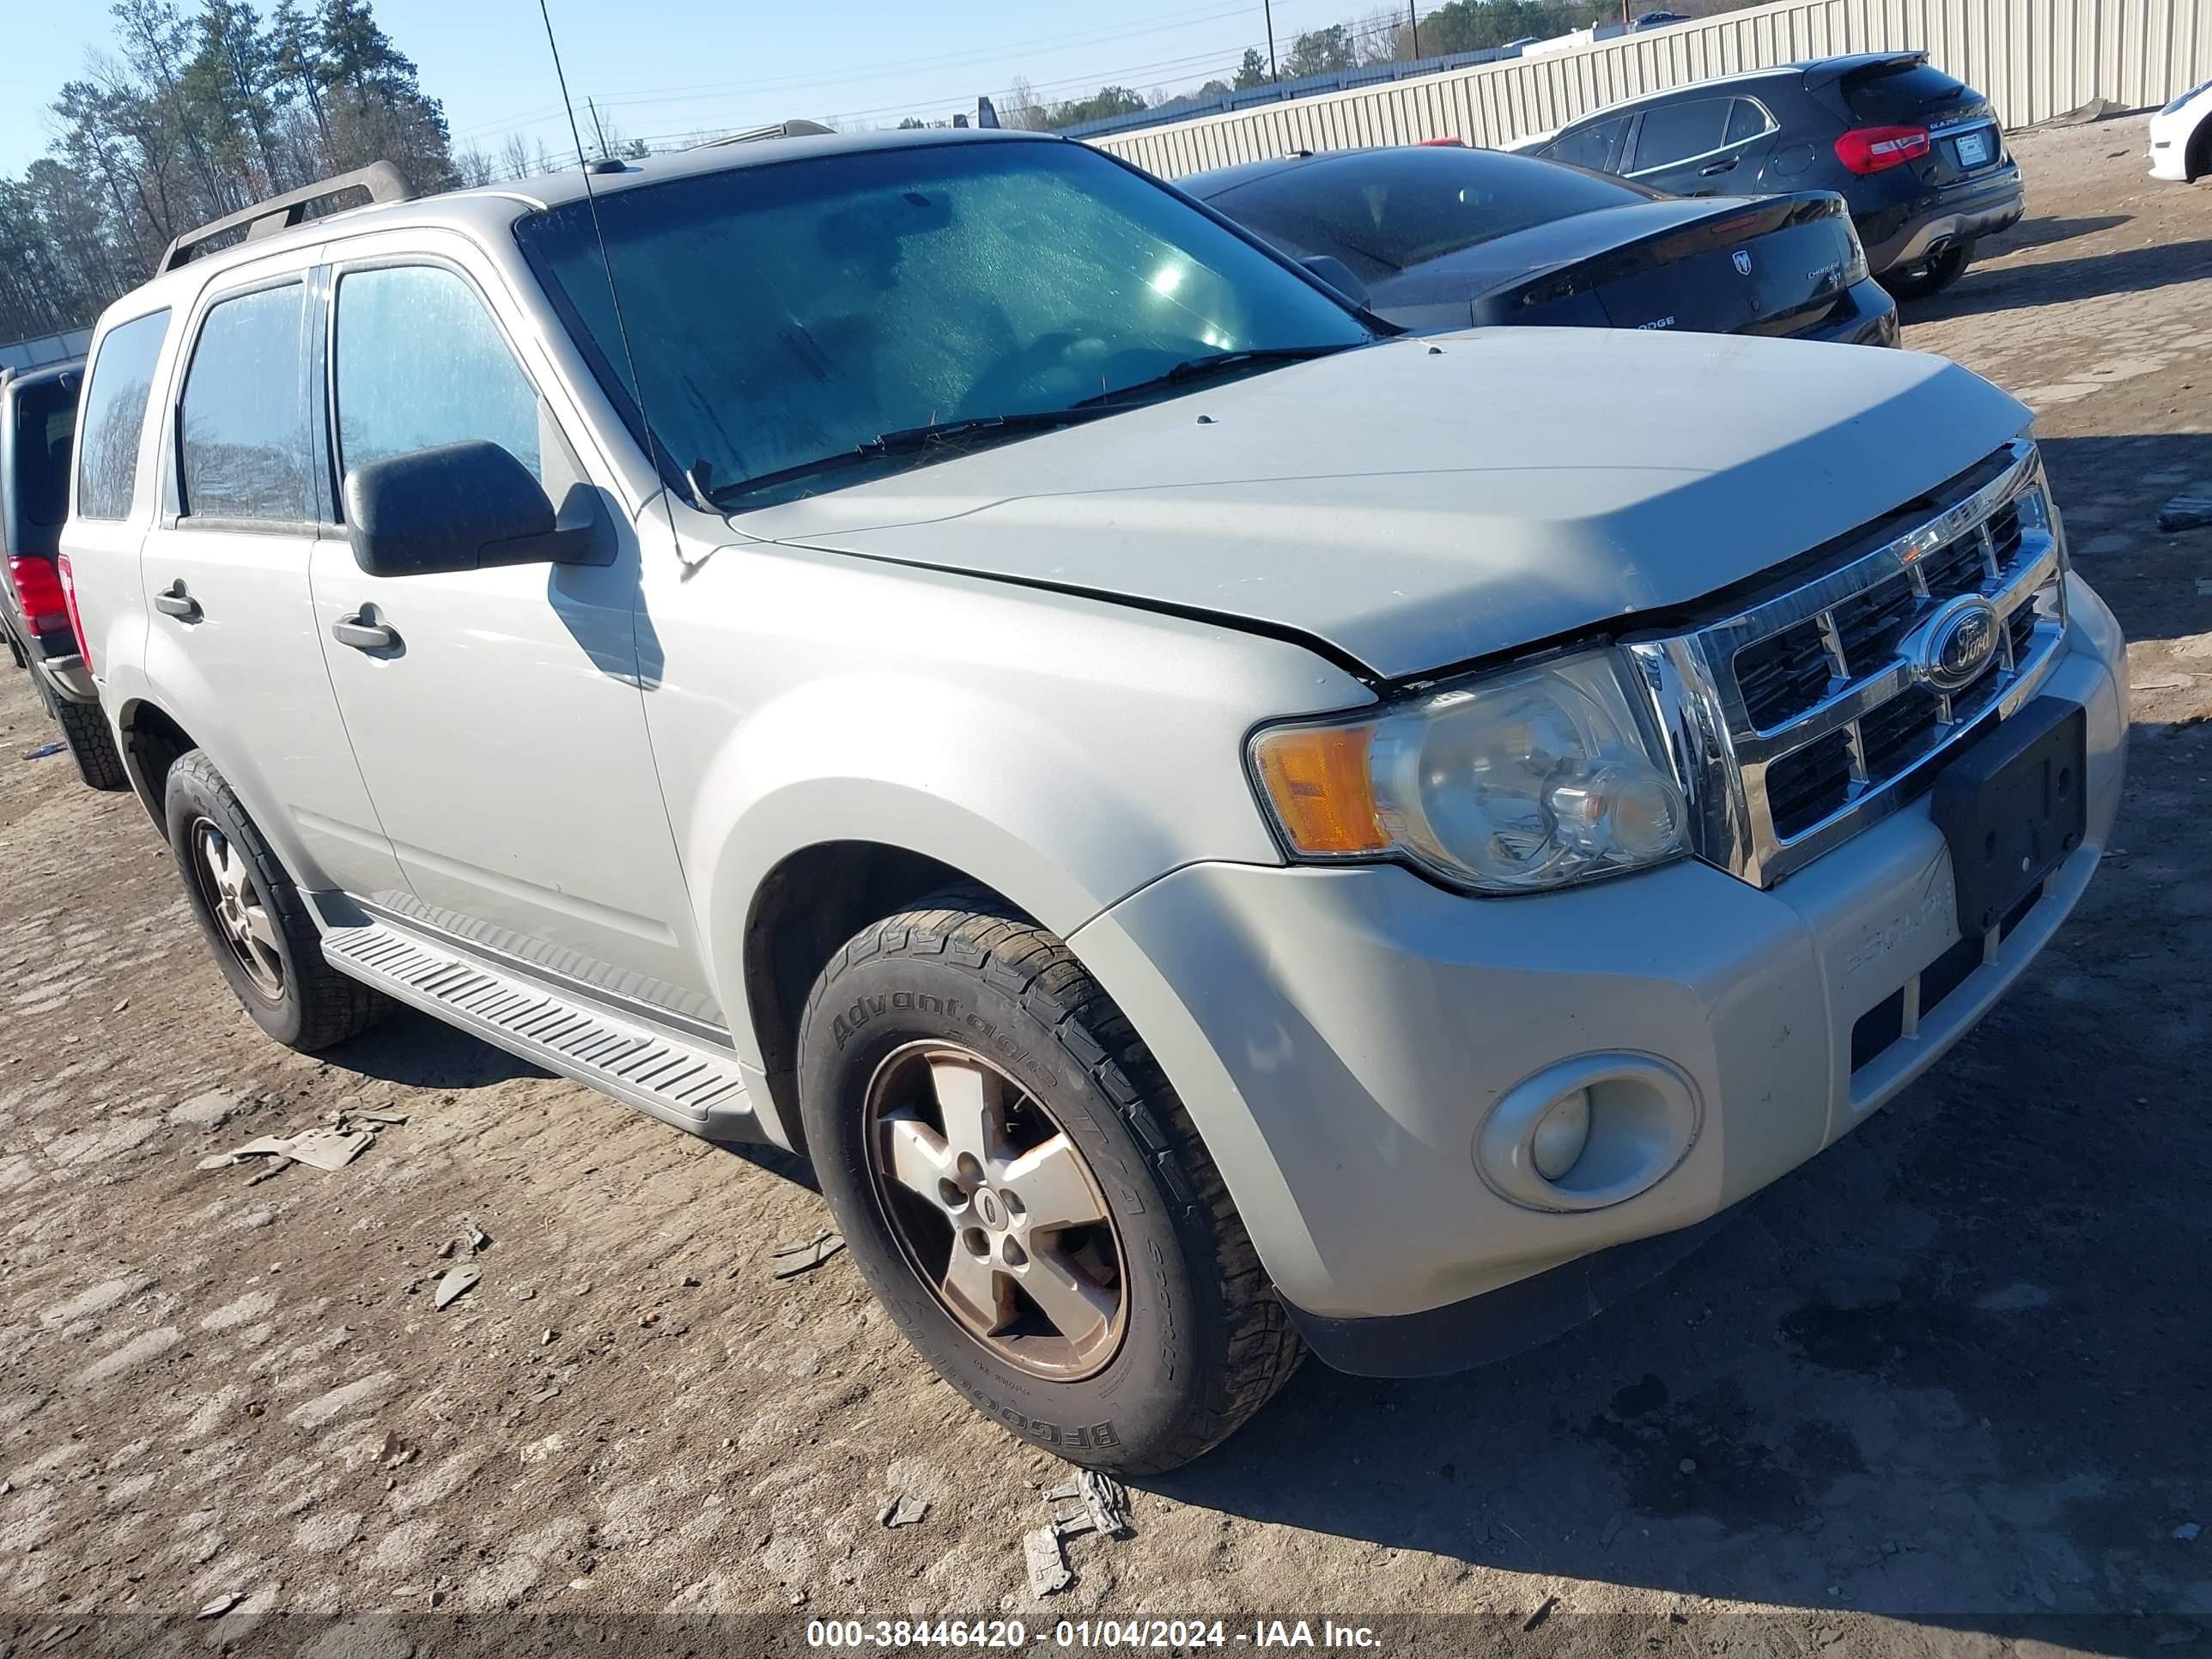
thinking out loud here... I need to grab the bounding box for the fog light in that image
[1530,1089,1591,1181]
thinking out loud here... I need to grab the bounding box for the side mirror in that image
[1300,254,1370,311]
[343,440,594,578]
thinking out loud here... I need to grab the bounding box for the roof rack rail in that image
[157,161,415,274]
[689,118,835,150]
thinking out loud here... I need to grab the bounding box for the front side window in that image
[517,138,1370,505]
[179,283,308,522]
[76,309,172,521]
[1540,116,1631,174]
[334,264,543,484]
[1631,98,1733,171]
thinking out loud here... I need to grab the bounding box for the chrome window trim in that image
[1626,96,1778,177]
[1626,438,2068,888]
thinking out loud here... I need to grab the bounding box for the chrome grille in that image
[1627,440,2069,887]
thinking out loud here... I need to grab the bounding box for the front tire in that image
[165,749,389,1051]
[797,899,1304,1474]
[1881,237,1973,301]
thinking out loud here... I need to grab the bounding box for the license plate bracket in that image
[1932,697,2087,937]
[1954,128,1993,167]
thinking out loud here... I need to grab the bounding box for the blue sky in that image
[3,0,1372,175]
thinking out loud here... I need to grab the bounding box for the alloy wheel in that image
[190,819,284,1000]
[862,1041,1128,1381]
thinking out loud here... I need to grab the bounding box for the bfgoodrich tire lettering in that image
[164,749,389,1051]
[796,898,1304,1474]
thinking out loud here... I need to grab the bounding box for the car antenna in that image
[534,0,716,563]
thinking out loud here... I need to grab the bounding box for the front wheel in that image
[797,899,1304,1474]
[165,749,390,1050]
[1881,237,1974,301]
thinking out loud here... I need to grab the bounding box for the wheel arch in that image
[114,696,201,832]
[739,837,1023,1154]
[2190,111,2212,182]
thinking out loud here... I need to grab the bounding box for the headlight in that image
[1249,648,1688,894]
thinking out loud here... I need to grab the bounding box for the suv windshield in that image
[516,137,1370,505]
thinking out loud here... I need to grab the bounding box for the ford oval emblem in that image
[1732,249,1753,276]
[1915,595,2002,693]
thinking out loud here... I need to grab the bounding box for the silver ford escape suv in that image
[58,132,2127,1473]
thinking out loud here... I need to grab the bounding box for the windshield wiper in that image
[702,408,1120,507]
[1073,343,1359,408]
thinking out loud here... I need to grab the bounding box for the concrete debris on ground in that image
[1023,1528,1074,1597]
[1045,1470,1133,1541]
[2176,1522,2202,1541]
[195,1593,241,1620]
[1021,1469,1131,1598]
[879,1495,930,1528]
[200,1110,388,1175]
[433,1266,481,1310]
[770,1231,845,1279]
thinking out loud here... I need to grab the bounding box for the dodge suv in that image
[59,133,2125,1473]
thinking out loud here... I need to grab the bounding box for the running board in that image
[322,921,761,1143]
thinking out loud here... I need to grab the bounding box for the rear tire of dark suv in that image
[1881,238,1974,301]
[164,749,391,1052]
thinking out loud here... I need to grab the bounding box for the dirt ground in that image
[1,118,2208,1659]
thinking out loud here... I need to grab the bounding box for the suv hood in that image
[737,328,2028,680]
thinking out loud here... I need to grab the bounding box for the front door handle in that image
[331,611,400,652]
[1700,156,1740,175]
[153,581,201,623]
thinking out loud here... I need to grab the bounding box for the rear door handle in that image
[331,611,400,652]
[1701,157,1740,175]
[153,581,201,623]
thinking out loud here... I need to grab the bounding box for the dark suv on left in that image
[2,359,127,787]
[1532,52,2023,300]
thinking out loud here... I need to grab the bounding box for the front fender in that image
[687,665,1279,1069]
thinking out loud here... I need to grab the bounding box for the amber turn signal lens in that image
[1251,724,1388,854]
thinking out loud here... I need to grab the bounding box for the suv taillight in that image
[6,555,71,636]
[1834,125,1932,173]
[55,552,93,673]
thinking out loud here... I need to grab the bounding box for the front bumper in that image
[1068,584,2125,1368]
[1857,163,2026,275]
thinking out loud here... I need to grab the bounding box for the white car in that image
[2148,77,2212,182]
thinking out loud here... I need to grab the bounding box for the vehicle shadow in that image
[1900,236,2212,321]
[325,1004,551,1089]
[2038,431,2212,647]
[1981,213,2131,258]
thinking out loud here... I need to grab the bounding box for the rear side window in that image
[1631,97,1733,170]
[1725,99,1775,144]
[13,377,78,527]
[1841,60,1972,124]
[76,310,172,521]
[179,283,309,522]
[1541,115,1631,173]
[334,264,543,483]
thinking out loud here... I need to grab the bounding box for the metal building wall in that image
[1088,0,2212,178]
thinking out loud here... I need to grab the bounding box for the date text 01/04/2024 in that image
[804,1619,1382,1649]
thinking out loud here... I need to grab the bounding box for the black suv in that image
[1,359,127,787]
[1531,52,2023,299]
